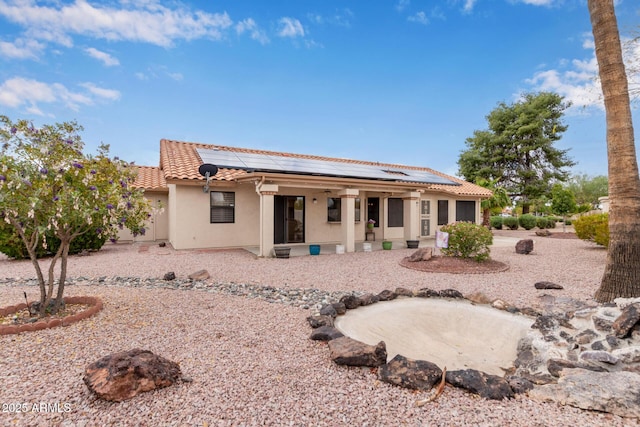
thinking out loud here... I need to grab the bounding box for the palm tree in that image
[477,179,511,228]
[588,0,640,302]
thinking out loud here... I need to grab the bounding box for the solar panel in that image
[196,148,459,186]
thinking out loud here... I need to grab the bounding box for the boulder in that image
[319,304,337,318]
[579,350,619,365]
[359,293,380,306]
[534,281,563,290]
[328,337,387,367]
[440,289,464,299]
[529,369,640,419]
[331,302,347,315]
[515,239,534,254]
[547,358,607,377]
[407,248,433,262]
[188,269,209,281]
[163,271,176,281]
[506,376,534,394]
[339,295,362,310]
[535,229,551,237]
[377,290,398,301]
[309,325,344,341]
[378,354,442,390]
[306,315,334,328]
[445,369,514,400]
[83,349,182,402]
[415,288,440,298]
[394,287,414,297]
[612,303,640,338]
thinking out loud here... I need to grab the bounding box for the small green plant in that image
[439,222,493,262]
[490,216,503,230]
[503,216,519,230]
[518,214,537,230]
[564,219,572,226]
[574,213,609,247]
[536,216,549,229]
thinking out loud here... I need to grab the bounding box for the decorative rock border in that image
[0,296,103,335]
[308,288,640,417]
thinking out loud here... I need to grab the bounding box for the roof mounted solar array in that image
[196,148,460,186]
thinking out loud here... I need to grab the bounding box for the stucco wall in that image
[116,191,168,242]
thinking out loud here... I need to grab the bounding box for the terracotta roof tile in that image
[132,166,167,191]
[155,139,492,197]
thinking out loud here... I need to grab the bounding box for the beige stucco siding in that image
[116,191,168,242]
[169,183,260,250]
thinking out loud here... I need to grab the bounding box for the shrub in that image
[536,216,549,229]
[0,221,106,260]
[564,219,572,226]
[490,216,503,230]
[574,213,609,247]
[439,222,493,262]
[503,216,519,230]
[518,214,537,230]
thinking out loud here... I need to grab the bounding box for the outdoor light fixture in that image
[198,163,219,193]
[313,198,317,204]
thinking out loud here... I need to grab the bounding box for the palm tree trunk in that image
[589,0,640,302]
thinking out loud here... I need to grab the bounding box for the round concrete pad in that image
[334,298,534,376]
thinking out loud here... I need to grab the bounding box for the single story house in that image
[126,139,492,256]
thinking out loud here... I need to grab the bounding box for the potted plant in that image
[382,241,392,250]
[367,219,375,230]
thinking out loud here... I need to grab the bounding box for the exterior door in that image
[274,196,305,244]
[420,199,431,237]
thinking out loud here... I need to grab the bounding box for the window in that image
[327,197,361,222]
[456,201,476,222]
[388,198,403,227]
[437,200,449,225]
[210,191,235,223]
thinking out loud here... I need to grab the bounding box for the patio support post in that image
[403,192,420,242]
[339,189,359,253]
[258,184,278,257]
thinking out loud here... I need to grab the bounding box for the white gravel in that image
[0,230,636,426]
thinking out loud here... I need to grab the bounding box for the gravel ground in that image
[0,230,636,427]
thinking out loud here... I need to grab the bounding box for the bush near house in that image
[440,222,493,262]
[490,216,503,229]
[574,213,609,247]
[0,221,106,259]
[503,216,519,230]
[518,214,537,230]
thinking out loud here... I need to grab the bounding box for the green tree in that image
[476,178,511,228]
[588,0,640,302]
[566,173,608,209]
[458,92,575,214]
[551,184,577,232]
[0,116,151,315]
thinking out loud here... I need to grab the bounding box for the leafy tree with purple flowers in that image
[0,116,150,316]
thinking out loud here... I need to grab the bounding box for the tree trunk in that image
[589,0,640,302]
[482,208,491,228]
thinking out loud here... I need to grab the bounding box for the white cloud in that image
[84,47,119,66]
[396,0,410,12]
[407,11,429,25]
[0,76,119,113]
[525,35,640,111]
[307,9,352,28]
[235,18,270,45]
[0,37,44,59]
[167,72,183,81]
[0,0,233,48]
[520,0,554,5]
[463,0,477,13]
[277,17,305,38]
[79,82,121,101]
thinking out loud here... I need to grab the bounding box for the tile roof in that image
[143,139,492,197]
[132,166,167,191]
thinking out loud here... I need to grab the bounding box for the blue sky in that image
[0,0,638,178]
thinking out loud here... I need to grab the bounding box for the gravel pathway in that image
[1,230,635,426]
